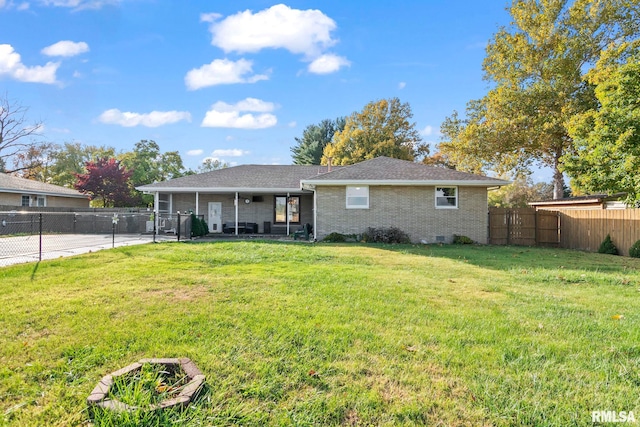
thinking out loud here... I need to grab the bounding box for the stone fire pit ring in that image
[87,357,205,412]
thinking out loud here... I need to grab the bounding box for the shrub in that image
[190,214,208,237]
[362,227,411,244]
[629,240,640,258]
[598,234,618,255]
[323,232,347,243]
[453,235,474,244]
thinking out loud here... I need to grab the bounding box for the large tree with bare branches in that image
[0,94,44,174]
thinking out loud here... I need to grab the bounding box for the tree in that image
[439,0,640,199]
[48,142,116,188]
[0,94,45,174]
[119,140,187,206]
[74,157,134,207]
[563,41,640,201]
[11,143,56,182]
[120,140,186,187]
[198,158,229,173]
[322,98,428,165]
[488,175,555,208]
[291,117,345,165]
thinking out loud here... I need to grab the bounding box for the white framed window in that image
[435,186,458,209]
[36,196,46,207]
[21,195,31,207]
[346,186,369,209]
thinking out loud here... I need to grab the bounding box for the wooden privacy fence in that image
[489,208,559,246]
[489,207,640,256]
[559,209,640,256]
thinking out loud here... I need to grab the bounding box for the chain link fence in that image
[0,211,195,267]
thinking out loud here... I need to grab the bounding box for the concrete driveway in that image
[0,233,172,267]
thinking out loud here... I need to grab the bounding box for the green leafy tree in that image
[120,140,187,205]
[48,142,116,187]
[197,158,229,173]
[439,0,640,199]
[291,117,345,165]
[563,42,640,201]
[322,98,428,165]
[488,175,555,208]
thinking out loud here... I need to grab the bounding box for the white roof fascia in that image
[135,186,311,193]
[299,179,509,187]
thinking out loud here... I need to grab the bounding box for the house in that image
[137,157,508,243]
[529,193,628,211]
[0,173,90,209]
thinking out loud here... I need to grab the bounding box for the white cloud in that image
[211,149,246,157]
[288,121,297,128]
[398,82,406,89]
[0,44,59,84]
[98,109,191,127]
[200,12,221,23]
[0,0,6,8]
[187,149,204,156]
[201,97,277,129]
[207,4,337,58]
[41,40,89,57]
[185,58,268,90]
[421,125,434,136]
[308,53,350,74]
[39,0,120,10]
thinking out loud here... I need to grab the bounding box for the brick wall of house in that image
[0,192,89,208]
[315,185,489,244]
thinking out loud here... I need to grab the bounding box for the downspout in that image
[313,187,317,241]
[235,192,239,235]
[195,192,199,216]
[169,193,173,216]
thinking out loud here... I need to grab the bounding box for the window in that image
[21,195,31,207]
[435,186,458,208]
[36,196,46,207]
[274,196,300,224]
[346,186,369,209]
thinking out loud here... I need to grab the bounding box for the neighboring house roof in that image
[0,173,87,199]
[136,165,337,193]
[136,156,508,193]
[301,157,509,187]
[529,193,627,208]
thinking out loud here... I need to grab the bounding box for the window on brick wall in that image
[435,186,458,209]
[346,186,369,209]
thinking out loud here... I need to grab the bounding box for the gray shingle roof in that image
[303,157,508,185]
[137,157,508,192]
[137,165,336,191]
[0,173,87,198]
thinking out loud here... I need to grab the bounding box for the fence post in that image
[177,213,181,242]
[39,213,43,261]
[506,210,511,245]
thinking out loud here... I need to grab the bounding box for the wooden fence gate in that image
[489,208,559,247]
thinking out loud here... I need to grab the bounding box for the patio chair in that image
[293,223,313,240]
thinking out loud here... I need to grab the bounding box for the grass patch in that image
[0,241,639,425]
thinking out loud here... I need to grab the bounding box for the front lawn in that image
[0,242,639,426]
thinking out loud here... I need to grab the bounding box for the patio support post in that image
[154,192,160,231]
[195,192,199,216]
[235,192,239,235]
[286,192,290,235]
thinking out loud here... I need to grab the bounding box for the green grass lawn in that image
[1,241,639,426]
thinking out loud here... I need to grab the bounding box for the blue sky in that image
[1,1,548,179]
